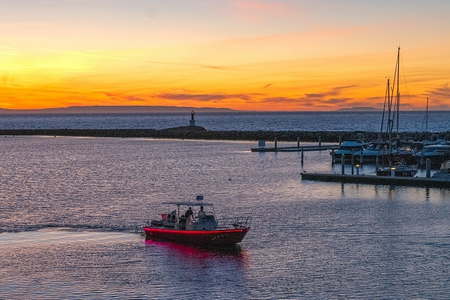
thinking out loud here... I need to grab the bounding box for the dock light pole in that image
[297,137,300,149]
[318,136,322,147]
[356,164,360,175]
[274,137,278,151]
[341,155,345,175]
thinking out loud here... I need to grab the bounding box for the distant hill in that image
[0,106,235,115]
[337,107,380,112]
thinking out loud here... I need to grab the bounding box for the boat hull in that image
[143,227,249,246]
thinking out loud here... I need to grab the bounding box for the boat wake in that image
[0,226,141,249]
[0,223,144,234]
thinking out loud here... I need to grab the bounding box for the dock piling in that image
[341,155,345,175]
[426,159,431,178]
[301,146,304,165]
[351,155,355,175]
[359,150,363,167]
[274,137,278,151]
[297,137,300,149]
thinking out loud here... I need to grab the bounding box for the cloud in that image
[158,92,253,102]
[426,85,450,98]
[103,91,146,103]
[260,85,357,107]
[350,101,383,107]
[124,95,145,102]
[261,97,304,104]
[304,85,356,99]
[323,98,352,104]
[102,91,257,105]
[304,93,324,98]
[145,60,231,71]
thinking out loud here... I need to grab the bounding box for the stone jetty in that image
[0,127,449,142]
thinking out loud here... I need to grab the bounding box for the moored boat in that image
[432,160,450,181]
[143,197,250,247]
[376,163,417,177]
[331,140,365,161]
[416,144,450,167]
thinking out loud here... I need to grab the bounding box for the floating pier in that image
[251,144,339,152]
[301,172,450,188]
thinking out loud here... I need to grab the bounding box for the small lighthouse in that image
[189,110,196,127]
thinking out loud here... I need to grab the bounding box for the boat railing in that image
[216,216,252,229]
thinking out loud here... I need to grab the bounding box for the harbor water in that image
[1,111,450,132]
[0,136,449,299]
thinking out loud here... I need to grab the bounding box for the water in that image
[1,111,449,132]
[0,136,449,299]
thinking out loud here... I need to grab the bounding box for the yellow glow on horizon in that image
[0,43,449,111]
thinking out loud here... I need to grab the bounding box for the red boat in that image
[143,198,250,247]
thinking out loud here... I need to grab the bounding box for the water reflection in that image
[143,240,249,298]
[425,187,430,201]
[144,240,247,261]
[1,137,450,299]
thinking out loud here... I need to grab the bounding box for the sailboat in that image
[361,48,401,163]
[375,48,417,177]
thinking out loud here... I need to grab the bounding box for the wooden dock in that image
[251,145,339,152]
[301,172,450,188]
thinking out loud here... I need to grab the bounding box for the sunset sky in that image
[1,0,450,111]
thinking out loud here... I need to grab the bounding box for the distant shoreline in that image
[0,127,448,142]
[2,110,450,116]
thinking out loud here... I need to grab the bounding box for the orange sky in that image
[1,0,450,111]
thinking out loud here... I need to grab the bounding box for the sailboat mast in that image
[396,47,400,135]
[380,78,389,134]
[425,96,429,132]
[387,78,392,137]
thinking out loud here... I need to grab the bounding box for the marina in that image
[301,172,450,188]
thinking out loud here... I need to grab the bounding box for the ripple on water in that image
[0,137,449,299]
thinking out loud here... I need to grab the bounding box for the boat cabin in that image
[151,201,218,231]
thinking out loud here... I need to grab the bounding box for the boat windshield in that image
[161,201,214,207]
